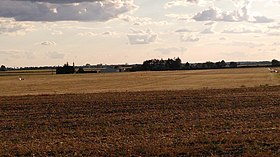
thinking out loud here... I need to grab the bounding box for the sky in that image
[0,0,279,67]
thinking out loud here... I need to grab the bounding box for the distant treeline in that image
[0,65,56,71]
[1,59,280,72]
[130,58,280,72]
[17,66,56,70]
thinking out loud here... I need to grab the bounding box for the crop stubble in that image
[0,86,280,156]
[0,67,279,96]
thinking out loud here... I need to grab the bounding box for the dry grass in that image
[0,86,280,156]
[0,67,279,96]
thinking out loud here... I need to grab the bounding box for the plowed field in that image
[1,86,280,156]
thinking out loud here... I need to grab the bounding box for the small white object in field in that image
[19,77,24,81]
[268,68,278,73]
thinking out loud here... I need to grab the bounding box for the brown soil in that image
[1,86,280,156]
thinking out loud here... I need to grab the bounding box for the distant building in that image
[56,62,75,74]
[100,66,119,73]
[117,66,132,72]
[76,67,99,73]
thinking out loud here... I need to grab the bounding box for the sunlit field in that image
[1,68,280,156]
[1,0,279,155]
[0,67,279,96]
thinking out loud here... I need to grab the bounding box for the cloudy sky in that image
[0,0,279,67]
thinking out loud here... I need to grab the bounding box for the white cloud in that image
[165,14,190,21]
[127,29,158,45]
[166,0,273,23]
[267,31,280,36]
[201,27,215,34]
[192,6,273,23]
[175,28,192,33]
[40,41,57,46]
[174,28,200,42]
[193,7,229,21]
[0,18,34,36]
[200,23,216,34]
[251,16,274,23]
[204,21,215,25]
[180,34,199,42]
[231,41,264,48]
[222,25,265,34]
[102,31,117,36]
[77,31,117,37]
[268,23,280,29]
[165,0,214,8]
[51,30,63,35]
[0,0,137,21]
[119,15,169,26]
[118,14,138,22]
[265,0,280,6]
[78,31,98,37]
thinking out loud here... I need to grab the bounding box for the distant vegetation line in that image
[0,58,280,72]
[130,58,280,72]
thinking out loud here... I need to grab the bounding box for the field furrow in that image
[0,86,280,156]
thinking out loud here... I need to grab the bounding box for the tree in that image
[140,57,183,71]
[204,61,215,69]
[215,60,227,68]
[229,62,238,68]
[0,65,6,71]
[173,57,182,70]
[220,60,226,67]
[185,62,191,69]
[77,67,85,73]
[272,59,280,66]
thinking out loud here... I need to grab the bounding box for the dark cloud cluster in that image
[166,0,273,23]
[193,6,273,23]
[12,0,101,3]
[0,0,137,21]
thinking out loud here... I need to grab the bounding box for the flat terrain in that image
[0,67,279,96]
[0,86,280,156]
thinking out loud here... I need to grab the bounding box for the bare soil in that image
[1,86,280,156]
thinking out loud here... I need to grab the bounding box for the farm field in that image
[0,86,280,156]
[0,67,279,96]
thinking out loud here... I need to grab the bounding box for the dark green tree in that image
[185,62,190,69]
[229,62,238,68]
[173,57,182,69]
[272,59,280,66]
[215,60,227,68]
[204,61,215,69]
[0,65,6,71]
